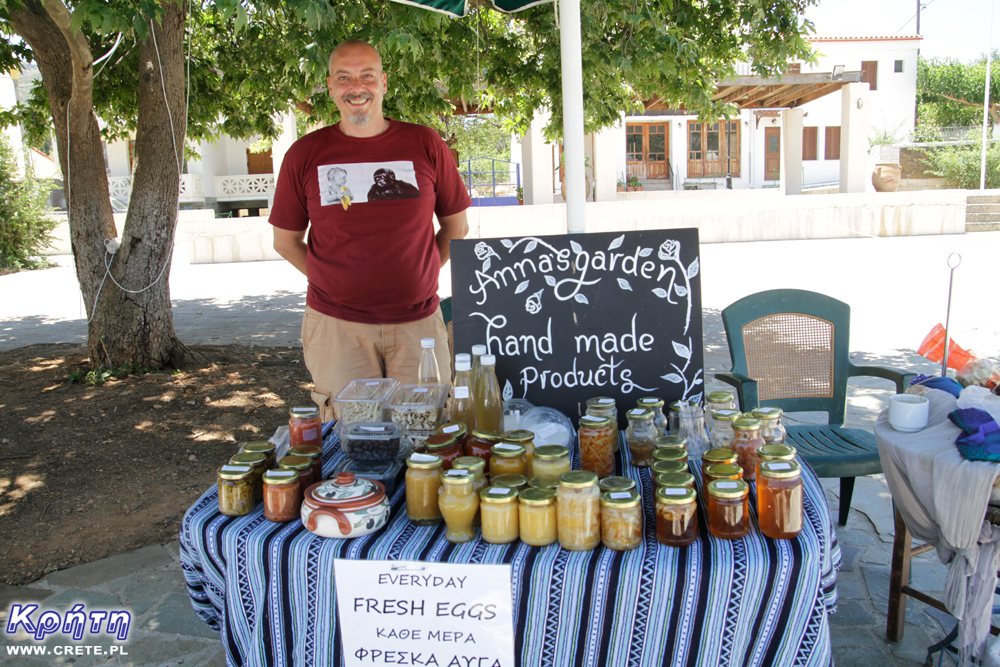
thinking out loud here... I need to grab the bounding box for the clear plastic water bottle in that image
[418,337,440,384]
[475,354,503,433]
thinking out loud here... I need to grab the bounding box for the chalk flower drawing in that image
[475,241,501,272]
[660,336,703,403]
[651,238,697,336]
[525,289,544,314]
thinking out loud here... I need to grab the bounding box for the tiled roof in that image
[811,35,922,42]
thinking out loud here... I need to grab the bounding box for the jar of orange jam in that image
[703,463,744,490]
[466,430,501,474]
[490,443,528,478]
[707,479,750,540]
[756,444,797,480]
[757,460,803,540]
[732,418,766,482]
[288,406,322,448]
[655,486,698,546]
[518,488,558,546]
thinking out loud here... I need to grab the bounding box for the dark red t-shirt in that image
[269,121,471,324]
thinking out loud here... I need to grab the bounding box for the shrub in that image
[923,139,1000,190]
[0,133,56,271]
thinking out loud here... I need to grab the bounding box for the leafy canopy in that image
[917,51,1000,129]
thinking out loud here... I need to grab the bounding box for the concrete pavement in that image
[2,232,1000,665]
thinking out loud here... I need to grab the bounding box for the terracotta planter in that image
[872,163,901,192]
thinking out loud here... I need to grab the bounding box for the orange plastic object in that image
[917,323,973,370]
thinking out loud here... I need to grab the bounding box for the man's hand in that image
[273,227,309,276]
[436,211,469,268]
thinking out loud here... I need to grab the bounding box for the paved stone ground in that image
[3,233,999,665]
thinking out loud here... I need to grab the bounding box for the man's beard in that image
[344,93,374,127]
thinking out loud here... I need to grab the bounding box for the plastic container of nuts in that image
[387,384,448,432]
[332,378,399,428]
[340,422,403,462]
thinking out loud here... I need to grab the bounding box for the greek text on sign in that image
[334,560,515,667]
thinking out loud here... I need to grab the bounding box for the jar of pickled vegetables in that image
[732,418,766,482]
[585,397,619,452]
[439,470,479,543]
[218,465,255,517]
[263,469,300,522]
[709,409,741,450]
[703,463,743,490]
[277,455,315,497]
[707,479,750,540]
[426,432,463,471]
[288,406,322,448]
[757,444,797,480]
[531,445,571,479]
[405,453,444,525]
[758,460,803,539]
[600,491,642,551]
[241,440,276,471]
[625,408,657,468]
[578,415,615,478]
[557,471,601,551]
[704,391,736,433]
[479,486,520,544]
[289,445,324,485]
[466,430,501,474]
[230,452,267,502]
[491,474,528,492]
[437,421,469,453]
[752,407,787,446]
[651,459,688,477]
[502,430,536,475]
[598,476,636,494]
[518,488,558,547]
[490,443,528,478]
[452,456,487,526]
[528,475,560,491]
[654,471,696,489]
[636,397,667,436]
[655,486,698,547]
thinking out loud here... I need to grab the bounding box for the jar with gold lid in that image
[557,471,601,551]
[757,444,796,480]
[288,406,322,448]
[490,443,528,478]
[652,446,689,467]
[528,475,560,491]
[277,455,315,497]
[701,448,738,488]
[439,470,479,543]
[600,491,642,551]
[636,397,667,436]
[651,459,688,477]
[230,452,267,501]
[263,469,300,522]
[625,408,657,467]
[531,445,571,480]
[218,465,255,517]
[290,445,324,485]
[704,392,736,433]
[655,486,698,546]
[425,432,463,470]
[654,471,696,489]
[709,409,741,450]
[241,440,276,470]
[491,474,528,492]
[758,460,803,539]
[707,479,750,540]
[598,476,636,494]
[578,415,615,478]
[518,488,558,546]
[585,397,619,452]
[703,462,743,488]
[502,430,536,475]
[466,430,501,474]
[405,453,444,525]
[437,421,469,454]
[732,418,766,482]
[654,434,687,455]
[479,486,520,544]
[452,456,487,526]
[752,407,787,446]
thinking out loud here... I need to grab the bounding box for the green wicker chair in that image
[716,289,916,526]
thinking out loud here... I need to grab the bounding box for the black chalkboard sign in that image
[450,229,704,426]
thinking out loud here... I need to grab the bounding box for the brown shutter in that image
[824,127,841,160]
[861,61,878,91]
[802,127,818,161]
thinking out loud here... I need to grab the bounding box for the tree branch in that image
[41,0,94,109]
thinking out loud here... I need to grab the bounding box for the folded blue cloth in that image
[911,374,964,398]
[949,408,1000,462]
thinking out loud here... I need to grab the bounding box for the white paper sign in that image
[334,560,515,667]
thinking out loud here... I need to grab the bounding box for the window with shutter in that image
[824,127,841,160]
[802,127,818,161]
[861,61,878,91]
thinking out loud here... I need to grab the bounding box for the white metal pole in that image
[981,0,995,190]
[559,0,587,233]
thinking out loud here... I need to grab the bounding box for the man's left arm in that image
[436,211,469,268]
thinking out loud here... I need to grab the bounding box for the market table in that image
[180,424,841,667]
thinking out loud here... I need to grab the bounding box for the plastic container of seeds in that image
[332,378,399,428]
[387,384,449,432]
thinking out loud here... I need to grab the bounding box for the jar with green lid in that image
[230,452,267,501]
[732,418,766,482]
[241,440,276,470]
[757,444,797,480]
[625,408,657,468]
[437,421,469,454]
[531,445,570,479]
[752,407,787,446]
[709,409,741,450]
[636,397,667,436]
[655,486,698,546]
[490,443,527,478]
[439,470,479,543]
[277,454,315,497]
[585,397,619,452]
[519,488,558,546]
[703,463,744,490]
[598,476,636,493]
[702,448,739,486]
[288,406,322,448]
[289,445,323,486]
[425,432,463,471]
[655,471,696,489]
[652,447,689,466]
[667,401,683,435]
[654,434,687,453]
[557,471,601,551]
[452,456,488,526]
[405,453,444,525]
[707,479,750,539]
[502,430,536,473]
[651,459,688,477]
[704,391,736,433]
[218,465,256,517]
[263,469,300,522]
[491,474,528,492]
[600,491,642,551]
[758,460,803,539]
[528,475,560,490]
[479,486,519,544]
[578,414,615,478]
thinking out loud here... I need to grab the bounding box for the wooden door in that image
[764,128,780,181]
[626,123,669,180]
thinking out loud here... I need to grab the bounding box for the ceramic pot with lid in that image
[301,472,390,538]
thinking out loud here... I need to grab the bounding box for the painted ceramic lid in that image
[307,472,384,507]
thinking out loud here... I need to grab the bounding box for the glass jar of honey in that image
[585,397,619,452]
[289,445,324,485]
[625,408,657,468]
[732,418,766,482]
[263,469,300,522]
[709,409,741,450]
[241,441,276,471]
[502,430,536,474]
[217,465,255,517]
[531,445,571,479]
[439,470,479,543]
[479,486,520,544]
[655,486,698,546]
[288,406,322,448]
[405,453,444,525]
[518,488,558,547]
[758,460,803,540]
[466,430,501,474]
[707,479,750,540]
[636,397,667,436]
[701,448,738,487]
[452,456,488,526]
[654,471,696,489]
[703,463,744,490]
[578,415,615,478]
[436,421,469,453]
[491,474,528,493]
[528,475,560,491]
[557,471,601,551]
[490,443,528,478]
[600,491,642,551]
[230,452,267,502]
[752,407,787,445]
[277,455,315,497]
[425,432,463,471]
[757,444,797,480]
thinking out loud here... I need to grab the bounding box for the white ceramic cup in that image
[888,394,930,433]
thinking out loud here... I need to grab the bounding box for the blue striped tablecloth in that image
[181,424,840,667]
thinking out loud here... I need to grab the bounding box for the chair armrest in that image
[714,372,759,412]
[848,363,917,394]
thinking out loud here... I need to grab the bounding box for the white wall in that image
[1,71,26,177]
[106,140,131,178]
